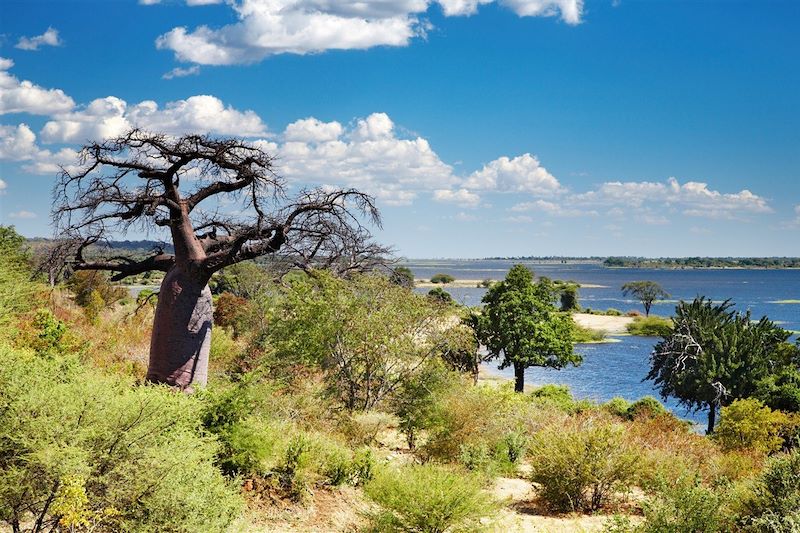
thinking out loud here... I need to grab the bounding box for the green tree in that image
[621,280,669,316]
[430,273,455,284]
[389,266,415,289]
[426,286,453,303]
[648,297,792,434]
[470,264,579,392]
[0,226,39,325]
[556,282,580,311]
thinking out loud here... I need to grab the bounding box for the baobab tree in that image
[53,130,388,390]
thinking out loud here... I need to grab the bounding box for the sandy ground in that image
[415,279,608,289]
[572,313,634,334]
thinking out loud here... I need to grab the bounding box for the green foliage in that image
[713,398,787,454]
[477,278,493,288]
[0,344,242,532]
[430,273,455,284]
[604,397,632,418]
[0,225,39,326]
[648,297,792,433]
[394,361,456,449]
[738,450,800,531]
[627,396,669,420]
[471,264,579,392]
[364,464,497,532]
[390,266,416,289]
[65,270,126,308]
[572,322,607,343]
[528,418,640,512]
[268,272,450,410]
[605,308,623,316]
[621,281,669,316]
[529,384,587,413]
[636,478,729,533]
[427,286,454,303]
[627,316,673,336]
[558,283,580,311]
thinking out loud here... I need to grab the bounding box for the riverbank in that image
[414,279,609,289]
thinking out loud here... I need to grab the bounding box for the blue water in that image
[405,260,800,425]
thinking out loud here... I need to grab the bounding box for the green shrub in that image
[427,286,454,303]
[528,418,640,512]
[323,447,375,487]
[430,273,455,284]
[0,344,242,532]
[364,464,497,532]
[573,323,607,343]
[0,226,39,326]
[627,396,669,420]
[605,308,623,316]
[738,450,800,531]
[529,384,591,413]
[626,316,673,336]
[713,398,787,454]
[604,397,632,418]
[638,478,728,533]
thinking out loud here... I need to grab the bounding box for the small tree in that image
[621,280,669,316]
[648,297,792,433]
[389,266,415,288]
[471,264,579,392]
[430,273,455,284]
[427,286,453,303]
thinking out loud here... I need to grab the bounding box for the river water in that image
[404,260,800,425]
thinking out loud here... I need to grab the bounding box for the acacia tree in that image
[53,130,387,390]
[471,264,578,392]
[648,297,791,433]
[621,280,669,316]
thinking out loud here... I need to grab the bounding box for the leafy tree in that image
[426,286,453,303]
[0,226,39,325]
[389,266,415,289]
[470,264,579,392]
[268,272,449,410]
[621,280,669,316]
[648,297,792,433]
[557,282,580,311]
[65,270,126,308]
[430,273,455,284]
[52,131,386,390]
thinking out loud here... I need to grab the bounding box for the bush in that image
[0,344,242,532]
[737,450,800,530]
[637,478,729,533]
[529,384,591,413]
[573,323,607,343]
[212,291,250,337]
[430,273,455,284]
[627,396,669,420]
[626,316,672,336]
[0,226,39,326]
[427,286,454,304]
[65,270,126,309]
[528,417,640,512]
[605,308,623,316]
[364,464,497,532]
[604,397,632,418]
[713,398,787,454]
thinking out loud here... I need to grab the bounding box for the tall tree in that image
[648,297,791,433]
[53,130,387,390]
[471,264,579,392]
[621,280,669,316]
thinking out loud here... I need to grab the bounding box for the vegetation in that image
[430,273,456,284]
[621,281,670,316]
[471,265,579,392]
[605,256,800,269]
[648,297,794,433]
[626,315,673,336]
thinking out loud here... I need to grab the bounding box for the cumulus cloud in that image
[162,65,201,79]
[465,153,562,195]
[154,0,583,66]
[0,58,75,115]
[433,188,481,207]
[0,178,6,193]
[40,94,267,143]
[574,177,772,219]
[15,28,62,51]
[511,198,594,217]
[0,123,80,174]
[273,113,456,206]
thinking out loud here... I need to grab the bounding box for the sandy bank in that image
[572,313,634,334]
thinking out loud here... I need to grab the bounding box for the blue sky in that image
[1,0,798,258]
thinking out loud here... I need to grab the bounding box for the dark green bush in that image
[430,273,455,284]
[627,396,669,420]
[626,316,673,336]
[738,450,800,531]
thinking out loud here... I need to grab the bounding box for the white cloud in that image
[510,198,595,217]
[284,117,343,142]
[0,58,75,115]
[0,123,39,160]
[0,178,6,193]
[40,94,267,143]
[465,153,562,195]
[8,210,37,219]
[574,177,772,219]
[162,65,201,79]
[433,188,481,207]
[15,28,62,51]
[154,0,583,66]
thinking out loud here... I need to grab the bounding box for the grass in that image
[626,316,673,337]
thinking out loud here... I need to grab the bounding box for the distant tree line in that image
[605,257,800,269]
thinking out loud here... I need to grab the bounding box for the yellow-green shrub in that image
[713,398,787,454]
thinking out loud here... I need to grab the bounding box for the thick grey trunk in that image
[146,267,212,390]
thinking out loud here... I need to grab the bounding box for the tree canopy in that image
[470,264,579,392]
[648,296,793,433]
[621,281,669,316]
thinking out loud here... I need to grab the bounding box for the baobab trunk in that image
[146,266,212,391]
